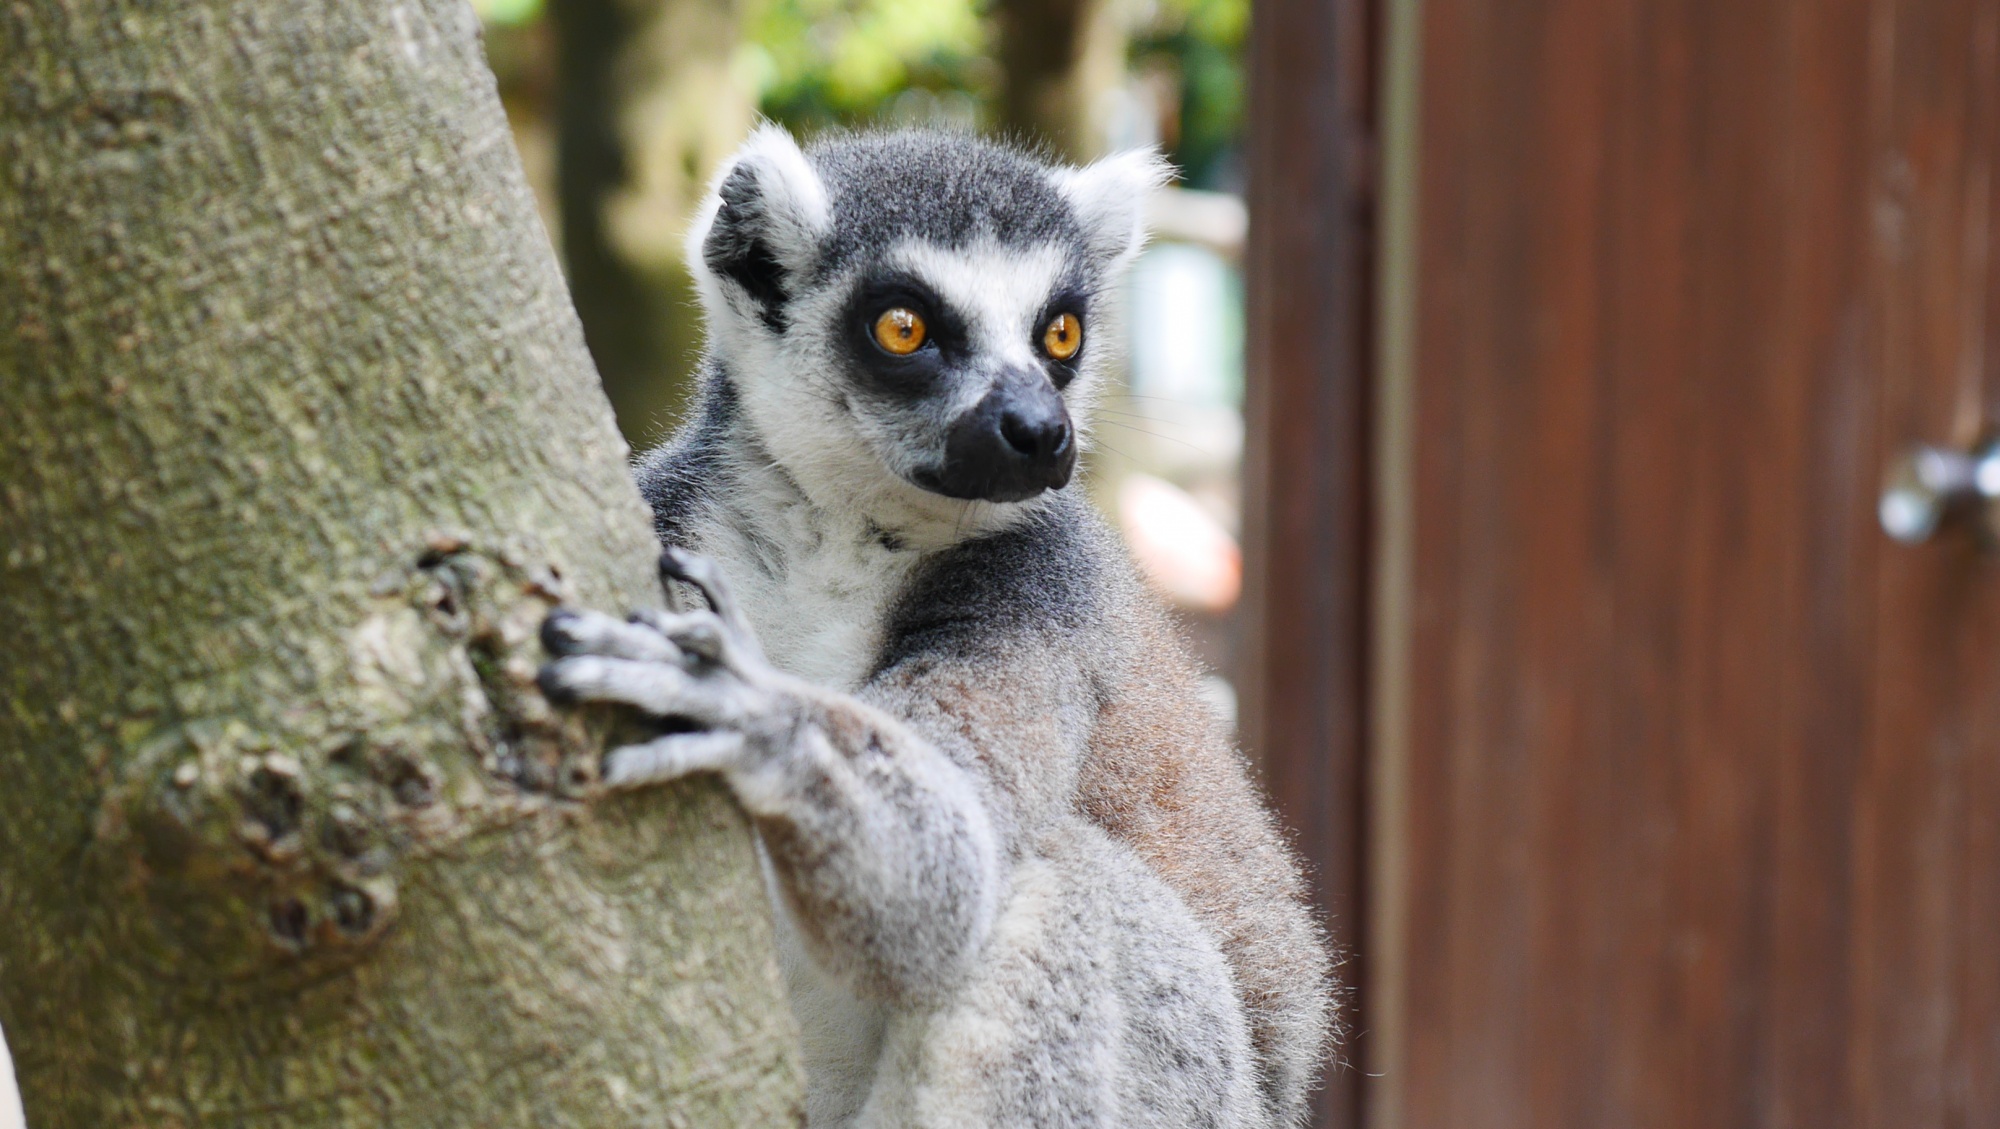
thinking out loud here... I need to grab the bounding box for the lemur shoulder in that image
[541,126,1335,1128]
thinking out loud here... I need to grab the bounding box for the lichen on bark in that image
[0,1,802,1124]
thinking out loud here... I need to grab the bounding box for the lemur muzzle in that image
[932,372,1077,503]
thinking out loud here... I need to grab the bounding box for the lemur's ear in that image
[687,124,831,326]
[1053,148,1175,266]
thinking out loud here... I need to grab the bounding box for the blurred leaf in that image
[472,0,546,28]
[1132,0,1246,187]
[745,0,993,129]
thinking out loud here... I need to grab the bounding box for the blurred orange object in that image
[1116,473,1242,612]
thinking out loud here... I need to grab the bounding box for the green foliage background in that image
[470,0,1247,188]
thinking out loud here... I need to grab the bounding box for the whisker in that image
[1085,434,1143,463]
[1093,408,1215,430]
[1112,393,1213,407]
[1093,418,1218,456]
[1094,404,1202,417]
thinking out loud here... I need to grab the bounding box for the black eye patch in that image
[1035,284,1094,387]
[839,272,971,392]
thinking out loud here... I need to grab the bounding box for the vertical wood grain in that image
[1856,1,2000,1124]
[1241,0,1380,1122]
[1375,0,2000,1124]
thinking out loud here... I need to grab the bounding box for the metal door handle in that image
[1879,438,2000,544]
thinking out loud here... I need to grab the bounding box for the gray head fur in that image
[684,126,1171,543]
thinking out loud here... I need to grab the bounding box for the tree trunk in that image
[996,0,1131,160]
[551,0,755,450]
[0,2,802,1125]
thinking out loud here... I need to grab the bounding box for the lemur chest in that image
[696,512,922,692]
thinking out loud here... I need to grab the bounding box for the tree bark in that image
[552,0,755,450]
[0,2,802,1125]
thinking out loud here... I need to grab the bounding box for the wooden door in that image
[1358,0,2000,1125]
[1240,0,1377,1122]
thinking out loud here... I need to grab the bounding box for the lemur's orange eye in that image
[873,307,927,355]
[1043,312,1083,360]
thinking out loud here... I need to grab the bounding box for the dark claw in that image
[658,547,718,605]
[536,662,580,705]
[657,554,692,616]
[539,608,583,657]
[659,548,753,640]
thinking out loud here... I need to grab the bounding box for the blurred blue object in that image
[1128,240,1243,410]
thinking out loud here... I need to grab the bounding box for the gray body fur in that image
[542,128,1333,1127]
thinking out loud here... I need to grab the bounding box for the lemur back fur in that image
[548,127,1334,1127]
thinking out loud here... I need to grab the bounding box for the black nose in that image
[1000,405,1073,464]
[918,374,1078,503]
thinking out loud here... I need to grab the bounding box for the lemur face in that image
[687,128,1169,512]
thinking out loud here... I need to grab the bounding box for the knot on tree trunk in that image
[86,536,645,970]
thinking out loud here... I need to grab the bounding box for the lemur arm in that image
[539,549,1087,1004]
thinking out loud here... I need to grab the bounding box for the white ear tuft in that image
[685,124,832,315]
[1053,148,1176,264]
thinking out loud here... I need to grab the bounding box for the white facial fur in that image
[1052,148,1175,265]
[683,123,832,281]
[684,127,1159,549]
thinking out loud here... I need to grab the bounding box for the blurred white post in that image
[0,1020,22,1129]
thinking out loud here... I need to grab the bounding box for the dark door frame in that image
[1240,0,1383,1124]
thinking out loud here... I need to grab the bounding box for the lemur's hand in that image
[539,548,795,789]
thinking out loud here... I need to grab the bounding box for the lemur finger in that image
[538,655,730,722]
[625,608,730,664]
[602,731,746,788]
[540,608,678,662]
[659,548,759,650]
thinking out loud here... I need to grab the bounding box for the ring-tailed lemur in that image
[540,126,1333,1127]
